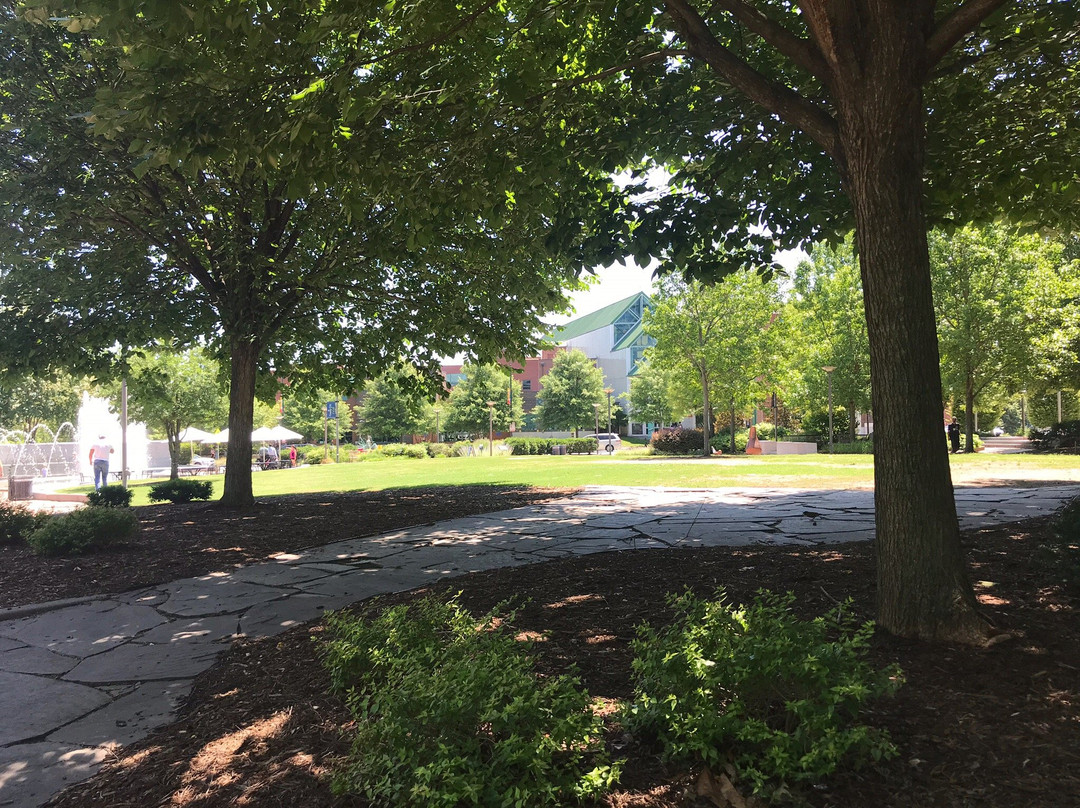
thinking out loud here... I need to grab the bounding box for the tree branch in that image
[926,0,1009,71]
[663,0,841,159]
[710,0,829,80]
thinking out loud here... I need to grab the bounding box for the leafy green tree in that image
[929,225,1063,451]
[0,371,84,437]
[788,238,871,443]
[0,5,595,506]
[124,347,228,478]
[442,364,523,437]
[535,350,606,435]
[645,270,781,454]
[628,360,679,428]
[358,369,434,443]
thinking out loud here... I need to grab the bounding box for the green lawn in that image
[67,451,1078,507]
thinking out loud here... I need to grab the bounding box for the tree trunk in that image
[699,367,711,455]
[166,420,180,480]
[965,372,976,453]
[834,13,987,642]
[846,399,857,444]
[730,398,736,454]
[220,336,259,507]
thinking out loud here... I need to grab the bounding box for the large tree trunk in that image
[699,367,711,455]
[835,13,987,642]
[220,336,259,507]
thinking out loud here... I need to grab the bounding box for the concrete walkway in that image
[1,484,1077,808]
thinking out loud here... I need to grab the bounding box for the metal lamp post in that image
[821,366,836,454]
[434,407,440,443]
[1021,389,1027,434]
[593,402,600,452]
[604,388,614,453]
[486,401,496,456]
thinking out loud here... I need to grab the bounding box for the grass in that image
[59,450,1079,507]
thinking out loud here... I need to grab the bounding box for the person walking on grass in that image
[948,418,961,454]
[89,434,114,489]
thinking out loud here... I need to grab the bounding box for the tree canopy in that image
[535,349,607,435]
[442,364,523,437]
[0,1,601,504]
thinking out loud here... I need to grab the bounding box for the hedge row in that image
[505,437,599,455]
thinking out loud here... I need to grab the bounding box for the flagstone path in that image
[1,484,1076,808]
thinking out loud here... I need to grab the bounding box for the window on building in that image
[522,380,532,390]
[629,334,657,374]
[613,296,648,345]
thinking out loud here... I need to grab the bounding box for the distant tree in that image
[627,360,679,427]
[442,364,523,437]
[535,350,606,436]
[788,238,871,442]
[357,369,433,443]
[0,371,85,437]
[124,347,228,478]
[930,225,1068,452]
[645,270,781,454]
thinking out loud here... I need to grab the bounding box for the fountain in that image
[76,393,150,481]
[0,393,150,489]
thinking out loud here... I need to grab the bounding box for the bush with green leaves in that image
[624,589,901,800]
[322,596,620,807]
[832,440,875,454]
[710,430,749,454]
[505,437,599,455]
[85,484,134,507]
[148,478,213,504]
[1041,496,1080,592]
[424,441,456,458]
[1029,420,1080,450]
[26,506,138,555]
[650,428,706,455]
[0,501,47,546]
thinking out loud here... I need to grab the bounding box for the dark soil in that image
[19,488,1080,808]
[0,485,574,609]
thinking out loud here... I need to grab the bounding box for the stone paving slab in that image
[0,673,110,746]
[0,743,108,808]
[1,482,1077,808]
[0,645,78,676]
[48,680,193,749]
[0,602,166,658]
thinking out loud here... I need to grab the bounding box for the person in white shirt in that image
[88,435,114,489]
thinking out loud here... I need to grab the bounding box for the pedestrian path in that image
[0,484,1076,808]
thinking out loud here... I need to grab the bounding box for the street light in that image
[821,366,836,454]
[486,401,496,456]
[593,402,600,452]
[434,406,441,443]
[604,388,614,453]
[1021,389,1027,434]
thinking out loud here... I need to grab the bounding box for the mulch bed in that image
[21,489,1080,808]
[0,485,574,609]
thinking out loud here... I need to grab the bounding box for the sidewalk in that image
[1,484,1077,808]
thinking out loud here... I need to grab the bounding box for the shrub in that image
[505,437,601,455]
[1029,420,1080,450]
[624,589,901,800]
[148,478,213,504]
[322,597,620,806]
[650,428,707,455]
[424,441,456,458]
[1041,496,1080,592]
[0,501,47,546]
[451,440,482,456]
[832,440,875,454]
[26,506,138,555]
[710,431,749,454]
[85,484,134,508]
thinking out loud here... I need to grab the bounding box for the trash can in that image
[8,477,33,501]
[550,445,566,456]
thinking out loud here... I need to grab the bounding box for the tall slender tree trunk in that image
[965,373,976,453]
[220,336,259,507]
[834,13,987,642]
[730,398,737,454]
[699,367,711,455]
[847,399,857,444]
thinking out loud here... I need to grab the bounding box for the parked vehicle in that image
[585,433,622,452]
